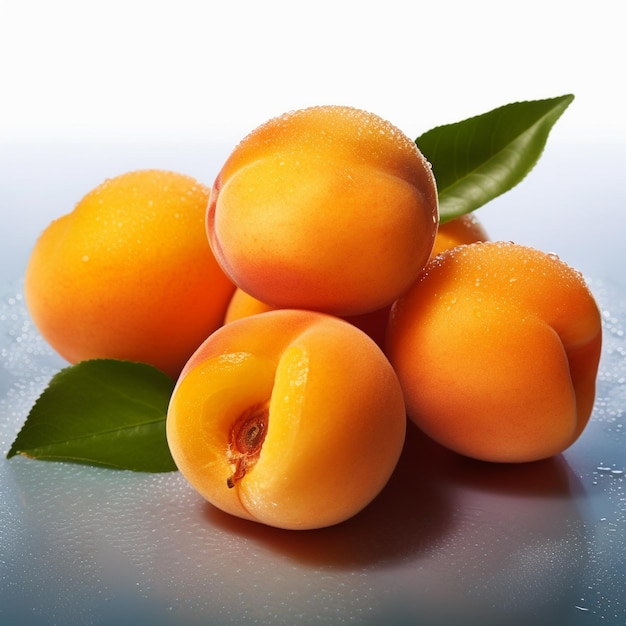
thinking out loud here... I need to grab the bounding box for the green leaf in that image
[416,94,575,223]
[7,359,177,472]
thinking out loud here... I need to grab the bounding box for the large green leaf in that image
[7,359,177,472]
[416,94,574,223]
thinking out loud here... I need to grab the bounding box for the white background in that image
[1,0,625,284]
[2,0,624,143]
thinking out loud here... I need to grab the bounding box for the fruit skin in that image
[221,212,488,346]
[386,241,602,463]
[224,287,275,322]
[166,309,407,530]
[207,105,439,316]
[224,287,391,348]
[25,170,235,379]
[430,213,489,258]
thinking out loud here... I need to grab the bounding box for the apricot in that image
[224,287,391,348]
[430,213,489,258]
[207,105,439,316]
[25,170,235,379]
[386,241,602,463]
[166,309,406,530]
[224,287,275,323]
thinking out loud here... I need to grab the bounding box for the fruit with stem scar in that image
[166,309,407,530]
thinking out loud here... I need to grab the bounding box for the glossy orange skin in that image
[207,105,439,316]
[386,241,602,463]
[430,213,489,258]
[224,287,391,348]
[167,309,406,530]
[25,170,235,379]
[224,287,275,322]
[222,213,488,347]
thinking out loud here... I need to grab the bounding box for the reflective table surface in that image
[1,140,625,625]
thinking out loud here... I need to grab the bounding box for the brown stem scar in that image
[226,402,269,488]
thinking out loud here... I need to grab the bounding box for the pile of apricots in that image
[25,105,602,530]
